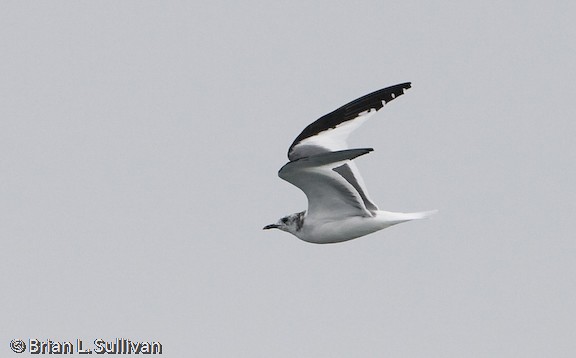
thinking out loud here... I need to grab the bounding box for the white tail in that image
[406,210,438,220]
[376,210,438,226]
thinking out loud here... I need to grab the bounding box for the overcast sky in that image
[1,1,575,357]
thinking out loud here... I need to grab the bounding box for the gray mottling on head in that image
[281,210,305,232]
[295,211,305,231]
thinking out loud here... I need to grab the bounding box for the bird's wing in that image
[278,149,374,221]
[332,162,378,212]
[287,82,411,161]
[286,83,411,213]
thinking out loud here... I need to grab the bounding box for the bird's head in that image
[263,211,305,235]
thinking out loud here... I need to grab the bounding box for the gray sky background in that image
[1,1,575,357]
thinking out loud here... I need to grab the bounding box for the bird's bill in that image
[263,224,279,230]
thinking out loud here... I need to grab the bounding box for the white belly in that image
[295,211,424,244]
[297,216,391,244]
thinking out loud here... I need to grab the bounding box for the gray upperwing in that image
[333,163,379,212]
[279,148,373,173]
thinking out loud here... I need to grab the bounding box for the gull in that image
[263,82,437,244]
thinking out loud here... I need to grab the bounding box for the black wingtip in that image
[349,147,374,158]
[345,82,411,114]
[315,148,375,163]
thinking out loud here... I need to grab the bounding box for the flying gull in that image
[263,83,436,244]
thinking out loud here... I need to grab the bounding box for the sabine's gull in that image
[263,83,436,244]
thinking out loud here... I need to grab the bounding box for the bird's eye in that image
[281,218,288,223]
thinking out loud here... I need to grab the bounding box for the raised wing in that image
[278,149,374,220]
[287,82,411,161]
[285,83,411,213]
